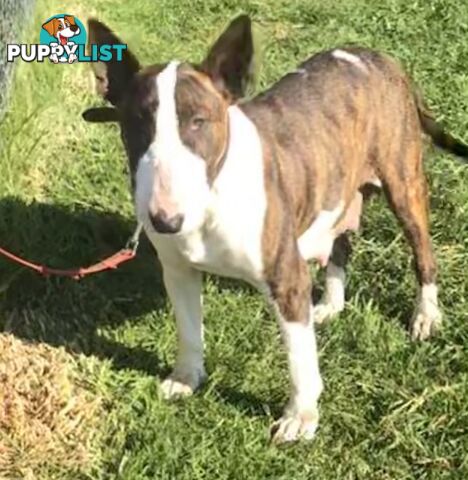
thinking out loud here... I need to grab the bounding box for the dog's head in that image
[85,16,255,235]
[42,15,80,45]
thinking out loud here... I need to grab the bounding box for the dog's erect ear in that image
[200,15,255,102]
[88,19,140,106]
[82,107,120,123]
[64,15,76,26]
[42,17,59,36]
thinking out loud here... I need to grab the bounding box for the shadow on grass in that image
[215,385,283,418]
[0,196,169,377]
[0,196,282,416]
[1,196,418,418]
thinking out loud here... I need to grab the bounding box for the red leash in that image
[0,223,142,280]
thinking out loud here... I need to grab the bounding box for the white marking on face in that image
[298,203,344,265]
[135,61,211,234]
[332,49,367,72]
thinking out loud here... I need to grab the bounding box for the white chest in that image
[171,210,261,280]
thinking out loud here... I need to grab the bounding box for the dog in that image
[83,16,468,443]
[42,15,80,63]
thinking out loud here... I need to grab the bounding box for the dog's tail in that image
[415,90,468,160]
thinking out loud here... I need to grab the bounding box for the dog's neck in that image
[210,105,264,196]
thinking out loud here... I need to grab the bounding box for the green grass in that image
[1,0,468,478]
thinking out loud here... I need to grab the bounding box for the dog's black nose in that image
[70,24,78,32]
[149,210,184,234]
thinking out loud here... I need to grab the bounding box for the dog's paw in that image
[160,366,206,400]
[313,301,343,324]
[160,377,194,398]
[410,307,442,341]
[270,409,319,444]
[68,53,78,64]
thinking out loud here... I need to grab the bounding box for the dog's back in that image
[242,47,421,237]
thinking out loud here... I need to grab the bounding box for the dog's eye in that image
[58,25,63,30]
[190,116,206,131]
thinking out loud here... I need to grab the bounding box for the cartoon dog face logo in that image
[42,15,81,63]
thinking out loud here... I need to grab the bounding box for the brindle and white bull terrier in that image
[83,15,468,443]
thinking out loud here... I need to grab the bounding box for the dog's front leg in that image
[267,246,323,443]
[160,263,206,399]
[272,317,322,443]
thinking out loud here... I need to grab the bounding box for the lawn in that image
[1,0,468,478]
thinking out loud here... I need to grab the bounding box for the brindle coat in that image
[250,48,436,323]
[83,15,468,443]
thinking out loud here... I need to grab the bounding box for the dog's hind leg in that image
[314,233,351,324]
[381,145,442,340]
[314,190,363,324]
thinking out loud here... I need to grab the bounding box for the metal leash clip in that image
[125,222,144,254]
